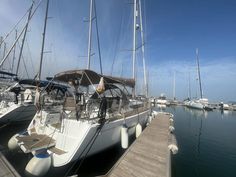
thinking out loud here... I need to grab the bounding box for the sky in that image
[0,0,235,102]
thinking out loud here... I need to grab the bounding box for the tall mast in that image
[87,0,93,70]
[16,2,33,76]
[1,42,7,70]
[188,71,191,99]
[196,48,203,99]
[138,0,147,97]
[132,0,137,98]
[2,43,6,61]
[94,0,102,74]
[38,0,49,80]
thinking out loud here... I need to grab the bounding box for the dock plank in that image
[0,152,20,177]
[107,113,172,177]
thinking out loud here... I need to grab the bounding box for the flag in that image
[96,77,105,94]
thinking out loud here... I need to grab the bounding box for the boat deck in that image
[0,152,20,177]
[16,134,55,153]
[105,112,176,177]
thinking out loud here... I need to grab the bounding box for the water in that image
[163,106,236,177]
[1,106,236,177]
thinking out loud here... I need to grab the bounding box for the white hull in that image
[25,109,150,167]
[72,110,149,162]
[186,100,204,110]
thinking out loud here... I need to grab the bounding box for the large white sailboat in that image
[9,70,150,176]
[8,0,151,176]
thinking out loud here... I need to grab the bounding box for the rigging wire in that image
[0,0,44,68]
[110,1,125,76]
[0,5,30,46]
[17,42,30,78]
[26,38,36,75]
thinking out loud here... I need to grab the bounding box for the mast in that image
[87,0,93,70]
[0,22,32,68]
[94,0,102,74]
[188,71,191,99]
[132,0,137,98]
[138,0,147,97]
[38,0,49,80]
[0,42,7,70]
[196,48,203,99]
[16,2,33,76]
[2,43,6,61]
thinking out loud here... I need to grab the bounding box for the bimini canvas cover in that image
[54,69,135,88]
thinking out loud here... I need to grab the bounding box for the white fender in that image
[135,123,142,138]
[149,115,152,122]
[168,134,178,154]
[121,125,128,149]
[168,144,179,154]
[8,134,19,151]
[25,152,51,177]
[169,126,175,133]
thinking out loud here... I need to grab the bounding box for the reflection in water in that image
[183,106,208,118]
[197,117,202,154]
[167,106,236,177]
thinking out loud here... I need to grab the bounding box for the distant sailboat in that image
[187,49,212,110]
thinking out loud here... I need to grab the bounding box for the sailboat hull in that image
[186,101,204,110]
[49,110,150,167]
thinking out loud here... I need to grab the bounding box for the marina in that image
[0,0,236,177]
[0,105,236,176]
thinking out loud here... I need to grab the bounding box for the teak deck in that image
[16,134,55,153]
[106,112,172,177]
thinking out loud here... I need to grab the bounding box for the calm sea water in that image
[165,106,236,177]
[1,106,236,177]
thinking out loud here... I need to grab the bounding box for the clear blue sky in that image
[0,0,235,102]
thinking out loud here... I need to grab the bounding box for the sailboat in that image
[187,49,212,110]
[0,2,38,125]
[8,0,151,176]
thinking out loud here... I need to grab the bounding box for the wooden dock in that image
[105,112,177,177]
[0,152,20,177]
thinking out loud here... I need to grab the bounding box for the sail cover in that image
[54,69,135,88]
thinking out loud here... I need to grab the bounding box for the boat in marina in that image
[155,93,170,106]
[8,0,151,176]
[0,79,68,125]
[0,80,35,125]
[9,69,150,175]
[186,49,212,111]
[0,1,40,125]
